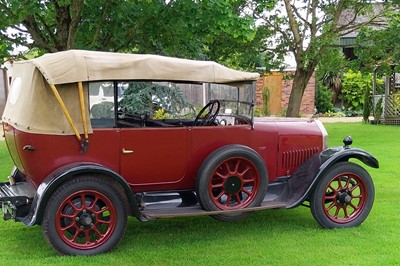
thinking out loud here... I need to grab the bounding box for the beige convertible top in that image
[2,50,259,137]
[32,50,260,84]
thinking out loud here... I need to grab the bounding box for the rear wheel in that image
[42,176,127,255]
[196,145,268,221]
[310,162,374,228]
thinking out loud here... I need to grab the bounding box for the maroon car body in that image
[4,119,324,191]
[0,50,378,255]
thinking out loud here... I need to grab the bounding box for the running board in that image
[139,180,294,221]
[140,199,287,220]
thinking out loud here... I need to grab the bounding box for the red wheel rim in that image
[322,172,368,224]
[55,190,117,250]
[208,157,260,210]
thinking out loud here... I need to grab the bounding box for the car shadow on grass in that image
[118,207,317,252]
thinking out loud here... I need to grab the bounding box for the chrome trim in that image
[315,119,328,149]
[122,148,134,154]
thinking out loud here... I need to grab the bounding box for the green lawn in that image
[0,122,399,265]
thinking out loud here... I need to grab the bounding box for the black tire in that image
[196,145,268,221]
[310,162,374,228]
[42,175,127,255]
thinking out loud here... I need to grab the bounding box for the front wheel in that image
[310,162,374,228]
[196,145,268,221]
[42,176,127,255]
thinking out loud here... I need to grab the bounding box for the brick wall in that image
[256,71,315,116]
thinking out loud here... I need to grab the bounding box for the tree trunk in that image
[21,1,84,52]
[286,68,314,117]
[67,0,84,50]
[54,2,71,51]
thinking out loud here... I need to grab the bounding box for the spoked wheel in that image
[196,145,268,221]
[209,157,260,209]
[42,176,127,255]
[310,162,374,228]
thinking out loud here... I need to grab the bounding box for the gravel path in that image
[255,116,367,123]
[312,116,366,123]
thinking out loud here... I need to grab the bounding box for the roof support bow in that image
[49,83,89,153]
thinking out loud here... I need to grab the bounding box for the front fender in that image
[286,146,378,208]
[26,163,140,226]
[320,146,379,170]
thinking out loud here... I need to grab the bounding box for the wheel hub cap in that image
[224,176,242,194]
[78,212,93,226]
[337,191,352,205]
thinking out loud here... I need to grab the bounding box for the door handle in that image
[23,145,36,151]
[122,148,134,154]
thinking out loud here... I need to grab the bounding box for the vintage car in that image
[1,50,378,255]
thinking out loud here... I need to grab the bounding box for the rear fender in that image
[286,147,379,208]
[27,163,140,226]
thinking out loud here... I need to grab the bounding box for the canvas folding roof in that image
[3,50,259,138]
[31,50,260,84]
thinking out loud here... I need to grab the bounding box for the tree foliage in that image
[340,70,373,111]
[354,6,400,74]
[0,0,84,53]
[252,0,388,116]
[317,48,348,104]
[0,0,269,70]
[1,0,397,118]
[315,84,334,114]
[119,82,194,118]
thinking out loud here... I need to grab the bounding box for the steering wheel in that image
[193,100,220,126]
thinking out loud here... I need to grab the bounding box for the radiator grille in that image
[282,148,319,169]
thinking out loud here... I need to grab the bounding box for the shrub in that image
[340,70,372,111]
[261,87,270,116]
[91,102,114,119]
[343,108,363,117]
[119,82,194,118]
[277,108,287,117]
[315,84,334,113]
[153,109,173,119]
[253,107,262,117]
[323,110,345,117]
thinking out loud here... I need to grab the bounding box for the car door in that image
[119,127,189,190]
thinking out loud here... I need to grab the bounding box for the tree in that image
[0,0,84,53]
[318,48,348,105]
[0,0,269,70]
[354,6,400,74]
[253,0,388,117]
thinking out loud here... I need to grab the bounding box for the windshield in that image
[209,83,254,119]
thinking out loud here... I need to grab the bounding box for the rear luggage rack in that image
[0,181,36,220]
[0,182,35,204]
